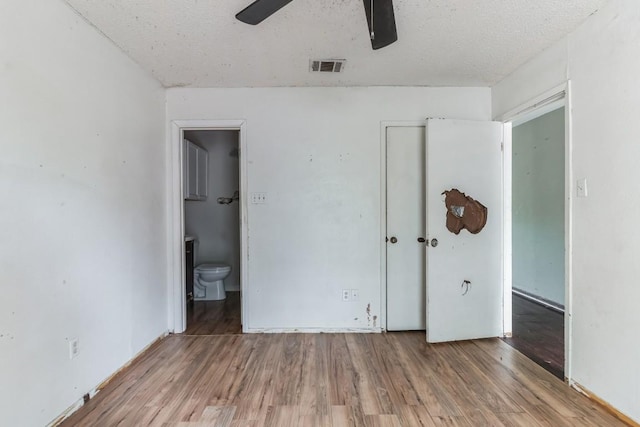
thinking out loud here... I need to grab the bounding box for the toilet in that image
[194,263,231,301]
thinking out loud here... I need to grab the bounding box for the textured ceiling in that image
[63,0,607,88]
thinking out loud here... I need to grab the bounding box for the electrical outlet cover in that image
[69,338,79,359]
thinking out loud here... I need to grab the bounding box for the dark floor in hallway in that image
[503,293,564,379]
[184,291,242,335]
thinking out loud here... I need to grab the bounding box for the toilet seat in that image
[195,263,231,274]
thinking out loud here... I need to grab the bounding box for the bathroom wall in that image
[0,0,167,425]
[184,130,241,291]
[167,86,492,331]
[512,108,565,305]
[493,0,640,422]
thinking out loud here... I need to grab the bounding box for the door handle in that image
[417,237,426,243]
[430,238,438,247]
[390,236,398,244]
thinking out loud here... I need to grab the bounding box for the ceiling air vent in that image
[310,59,346,73]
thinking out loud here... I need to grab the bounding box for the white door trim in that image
[168,119,248,333]
[380,121,426,331]
[496,81,572,381]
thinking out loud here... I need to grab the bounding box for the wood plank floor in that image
[61,331,627,426]
[185,291,242,335]
[503,294,564,380]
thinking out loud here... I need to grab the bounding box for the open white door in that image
[426,119,504,343]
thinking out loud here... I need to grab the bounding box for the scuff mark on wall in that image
[373,315,377,327]
[461,280,471,296]
[366,303,371,325]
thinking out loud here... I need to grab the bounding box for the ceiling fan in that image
[235,0,397,50]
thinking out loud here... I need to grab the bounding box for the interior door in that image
[386,126,426,331]
[426,119,503,343]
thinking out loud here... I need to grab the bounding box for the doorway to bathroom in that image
[182,130,242,335]
[169,120,248,335]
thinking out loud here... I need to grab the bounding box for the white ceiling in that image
[63,0,607,88]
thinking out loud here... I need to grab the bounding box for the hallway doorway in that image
[504,103,567,379]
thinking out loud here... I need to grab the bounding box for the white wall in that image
[493,0,640,422]
[492,37,568,118]
[512,108,565,305]
[167,87,491,331]
[0,1,167,425]
[184,131,241,291]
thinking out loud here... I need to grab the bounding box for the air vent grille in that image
[310,59,346,73]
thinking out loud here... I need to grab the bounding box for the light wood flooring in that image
[61,329,627,426]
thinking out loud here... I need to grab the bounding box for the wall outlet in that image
[351,289,359,302]
[342,289,350,302]
[69,338,79,360]
[576,178,588,198]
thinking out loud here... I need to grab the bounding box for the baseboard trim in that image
[49,331,169,426]
[245,327,382,333]
[512,288,564,313]
[571,382,639,426]
[47,395,87,427]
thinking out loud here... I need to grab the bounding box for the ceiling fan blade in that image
[362,0,398,50]
[236,0,295,25]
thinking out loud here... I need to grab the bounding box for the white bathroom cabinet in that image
[183,139,208,200]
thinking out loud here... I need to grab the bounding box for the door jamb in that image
[495,82,572,382]
[168,119,248,333]
[380,121,427,331]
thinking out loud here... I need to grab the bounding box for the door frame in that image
[380,121,427,331]
[496,81,573,381]
[168,119,248,333]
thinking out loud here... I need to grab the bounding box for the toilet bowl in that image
[194,263,231,301]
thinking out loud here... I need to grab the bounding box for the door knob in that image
[430,238,438,247]
[417,237,426,243]
[390,236,398,244]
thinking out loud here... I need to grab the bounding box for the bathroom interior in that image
[183,129,242,334]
